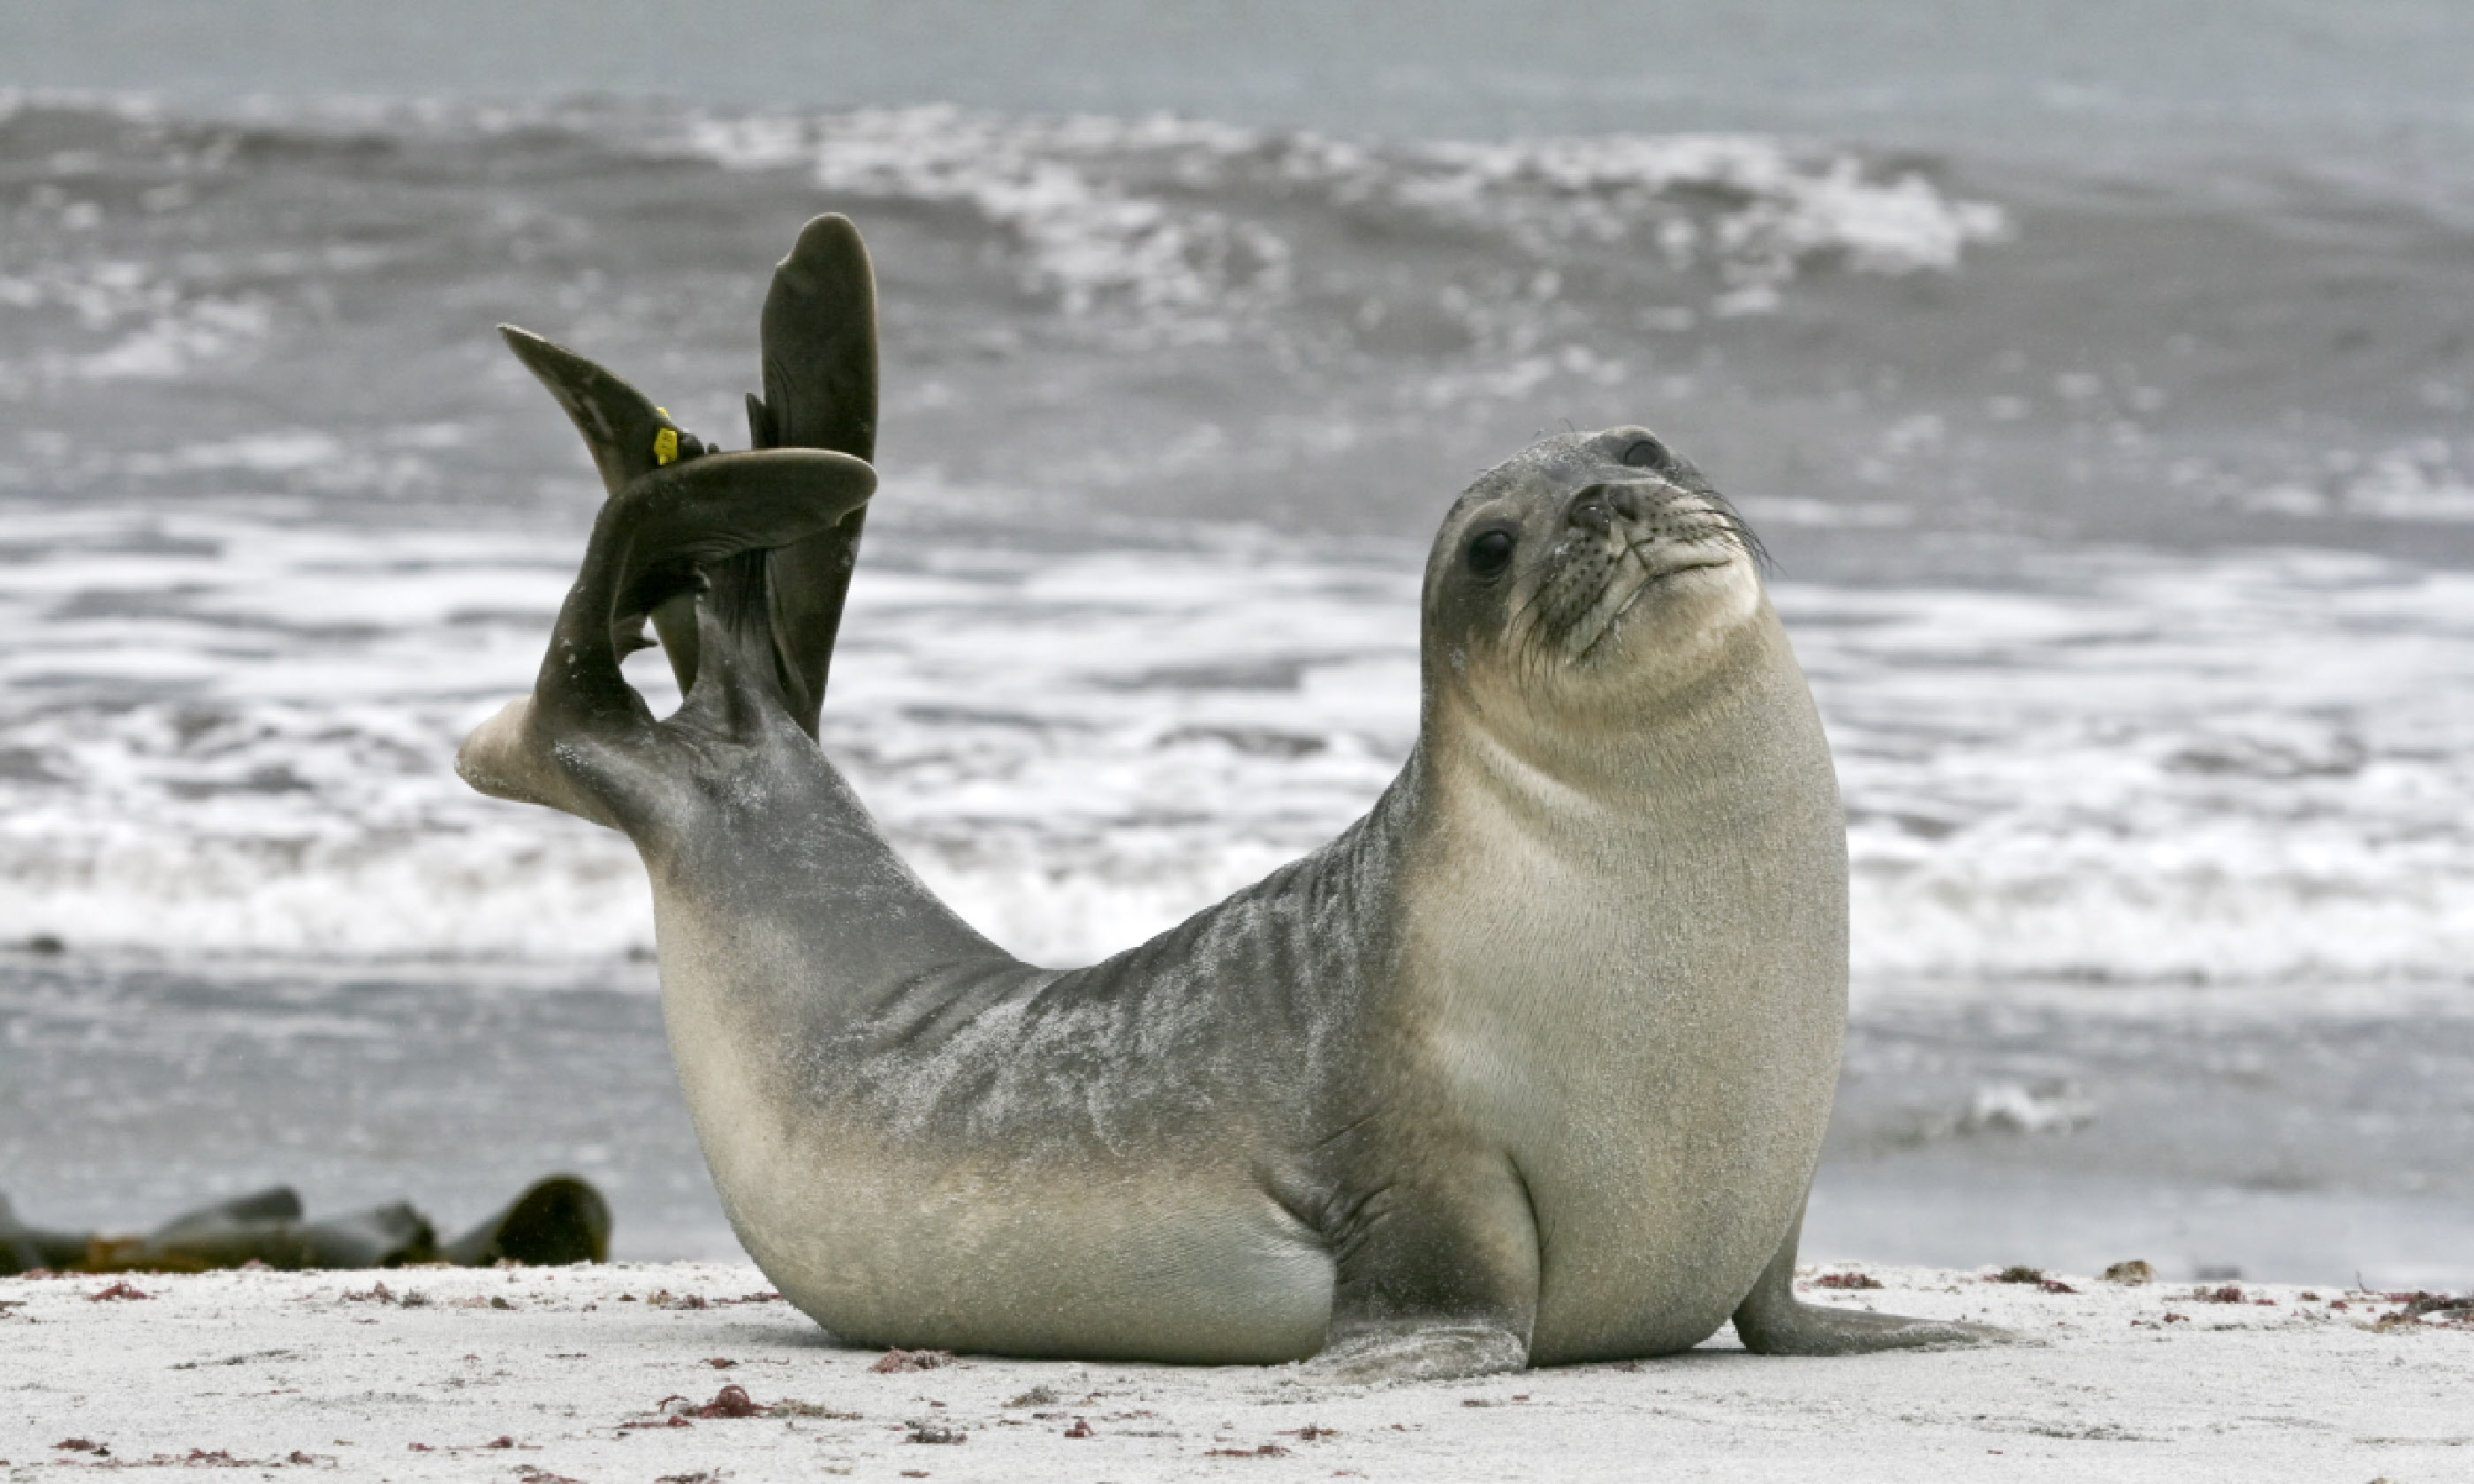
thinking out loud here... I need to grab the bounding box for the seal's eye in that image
[1466,527,1516,579]
[1621,437,1668,470]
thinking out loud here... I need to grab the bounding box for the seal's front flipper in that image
[442,1175,611,1267]
[1314,1145,1539,1381]
[745,213,878,736]
[1309,1324,1527,1383]
[1731,1202,2020,1355]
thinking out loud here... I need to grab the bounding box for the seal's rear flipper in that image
[497,326,682,495]
[496,215,878,735]
[442,1175,611,1267]
[746,214,879,737]
[457,446,875,830]
[498,324,711,697]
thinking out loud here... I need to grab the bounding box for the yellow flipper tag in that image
[651,408,679,466]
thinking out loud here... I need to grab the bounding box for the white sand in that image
[4,1261,2468,1482]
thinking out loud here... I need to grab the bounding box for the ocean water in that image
[4,4,2471,1282]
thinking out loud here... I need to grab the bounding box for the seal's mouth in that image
[1573,553,1734,661]
[1513,480,1756,665]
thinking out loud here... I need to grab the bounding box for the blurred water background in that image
[3,0,2470,1283]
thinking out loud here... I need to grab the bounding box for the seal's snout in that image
[1563,480,1666,538]
[1567,485,1615,535]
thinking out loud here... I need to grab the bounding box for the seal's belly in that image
[656,943,1335,1364]
[716,1124,1336,1364]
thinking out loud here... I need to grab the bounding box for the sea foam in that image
[4,499,2470,995]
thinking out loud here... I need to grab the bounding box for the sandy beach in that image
[6,1261,2467,1482]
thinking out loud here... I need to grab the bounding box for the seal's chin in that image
[1567,554,1737,665]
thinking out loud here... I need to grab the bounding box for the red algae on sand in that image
[1816,1272,1886,1290]
[689,1383,766,1419]
[52,1439,329,1470]
[622,1382,781,1426]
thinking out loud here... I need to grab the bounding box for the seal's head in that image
[1427,426,1765,681]
[1423,427,1770,761]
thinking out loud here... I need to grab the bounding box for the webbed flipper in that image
[498,324,717,695]
[497,326,680,495]
[498,211,880,735]
[1732,1201,2022,1355]
[746,213,879,736]
[459,333,876,830]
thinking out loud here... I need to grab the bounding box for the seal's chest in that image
[1400,794,1843,1359]
[1423,872,1828,1092]
[1403,777,1843,1130]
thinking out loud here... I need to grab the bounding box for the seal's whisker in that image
[1505,572,1567,649]
[1690,496,1772,571]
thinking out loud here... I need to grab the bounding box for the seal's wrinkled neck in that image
[1423,595,1825,836]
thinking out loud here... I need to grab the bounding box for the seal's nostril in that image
[1610,487,1642,520]
[1570,492,1612,534]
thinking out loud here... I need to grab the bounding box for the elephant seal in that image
[459,215,2002,1376]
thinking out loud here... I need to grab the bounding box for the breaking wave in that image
[4,500,2471,993]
